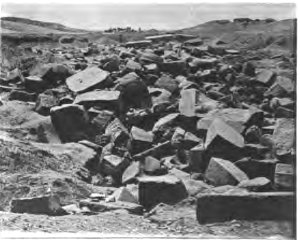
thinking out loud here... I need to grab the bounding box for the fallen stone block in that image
[91,110,114,134]
[255,69,276,86]
[114,72,151,110]
[161,60,186,76]
[272,118,295,160]
[101,154,130,177]
[235,158,278,180]
[274,163,295,190]
[122,161,141,184]
[196,192,295,223]
[105,118,130,145]
[139,52,163,65]
[80,199,143,215]
[125,40,152,48]
[10,195,64,215]
[50,104,89,142]
[265,76,295,98]
[74,90,121,111]
[25,76,47,93]
[205,118,245,161]
[35,92,59,116]
[138,174,188,209]
[154,75,179,93]
[152,113,179,133]
[188,143,207,172]
[143,156,161,175]
[9,90,37,102]
[205,157,249,186]
[108,187,138,204]
[66,66,110,93]
[179,89,198,117]
[130,126,154,154]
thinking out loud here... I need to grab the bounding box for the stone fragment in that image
[255,69,275,86]
[143,156,161,175]
[154,75,179,93]
[114,72,151,110]
[122,161,141,184]
[108,187,139,204]
[205,158,249,186]
[35,92,59,116]
[80,199,143,215]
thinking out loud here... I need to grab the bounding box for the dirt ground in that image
[0,208,294,239]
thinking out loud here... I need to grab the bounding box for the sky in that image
[1,3,296,30]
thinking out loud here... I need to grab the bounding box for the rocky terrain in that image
[0,17,296,238]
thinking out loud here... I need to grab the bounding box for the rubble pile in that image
[0,33,295,224]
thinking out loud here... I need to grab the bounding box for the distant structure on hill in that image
[104,27,141,33]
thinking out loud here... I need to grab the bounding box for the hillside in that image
[177,18,296,52]
[1,17,87,35]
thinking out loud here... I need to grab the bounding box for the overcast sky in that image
[1,3,296,30]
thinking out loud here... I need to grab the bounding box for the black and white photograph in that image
[0,1,296,239]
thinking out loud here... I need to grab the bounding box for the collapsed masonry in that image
[1,33,295,223]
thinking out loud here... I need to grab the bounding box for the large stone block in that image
[197,192,295,223]
[10,195,63,215]
[138,174,188,209]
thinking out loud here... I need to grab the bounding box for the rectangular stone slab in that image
[196,192,295,224]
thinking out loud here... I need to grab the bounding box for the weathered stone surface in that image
[101,154,130,177]
[154,75,179,93]
[9,90,37,102]
[272,118,295,159]
[114,72,151,110]
[161,60,186,75]
[205,118,245,160]
[139,52,163,64]
[265,76,295,98]
[74,90,121,110]
[80,199,143,215]
[179,89,198,117]
[105,118,130,145]
[24,76,46,92]
[197,108,264,134]
[130,126,153,154]
[188,143,206,172]
[66,66,110,93]
[255,69,275,86]
[35,92,59,116]
[197,192,295,223]
[122,161,140,184]
[274,163,294,190]
[50,104,89,142]
[10,195,63,215]
[143,156,161,175]
[235,158,278,180]
[138,174,188,209]
[108,186,139,204]
[152,113,179,133]
[237,177,272,191]
[91,110,114,134]
[125,40,152,48]
[205,158,249,186]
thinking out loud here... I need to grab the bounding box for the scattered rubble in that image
[0,23,295,230]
